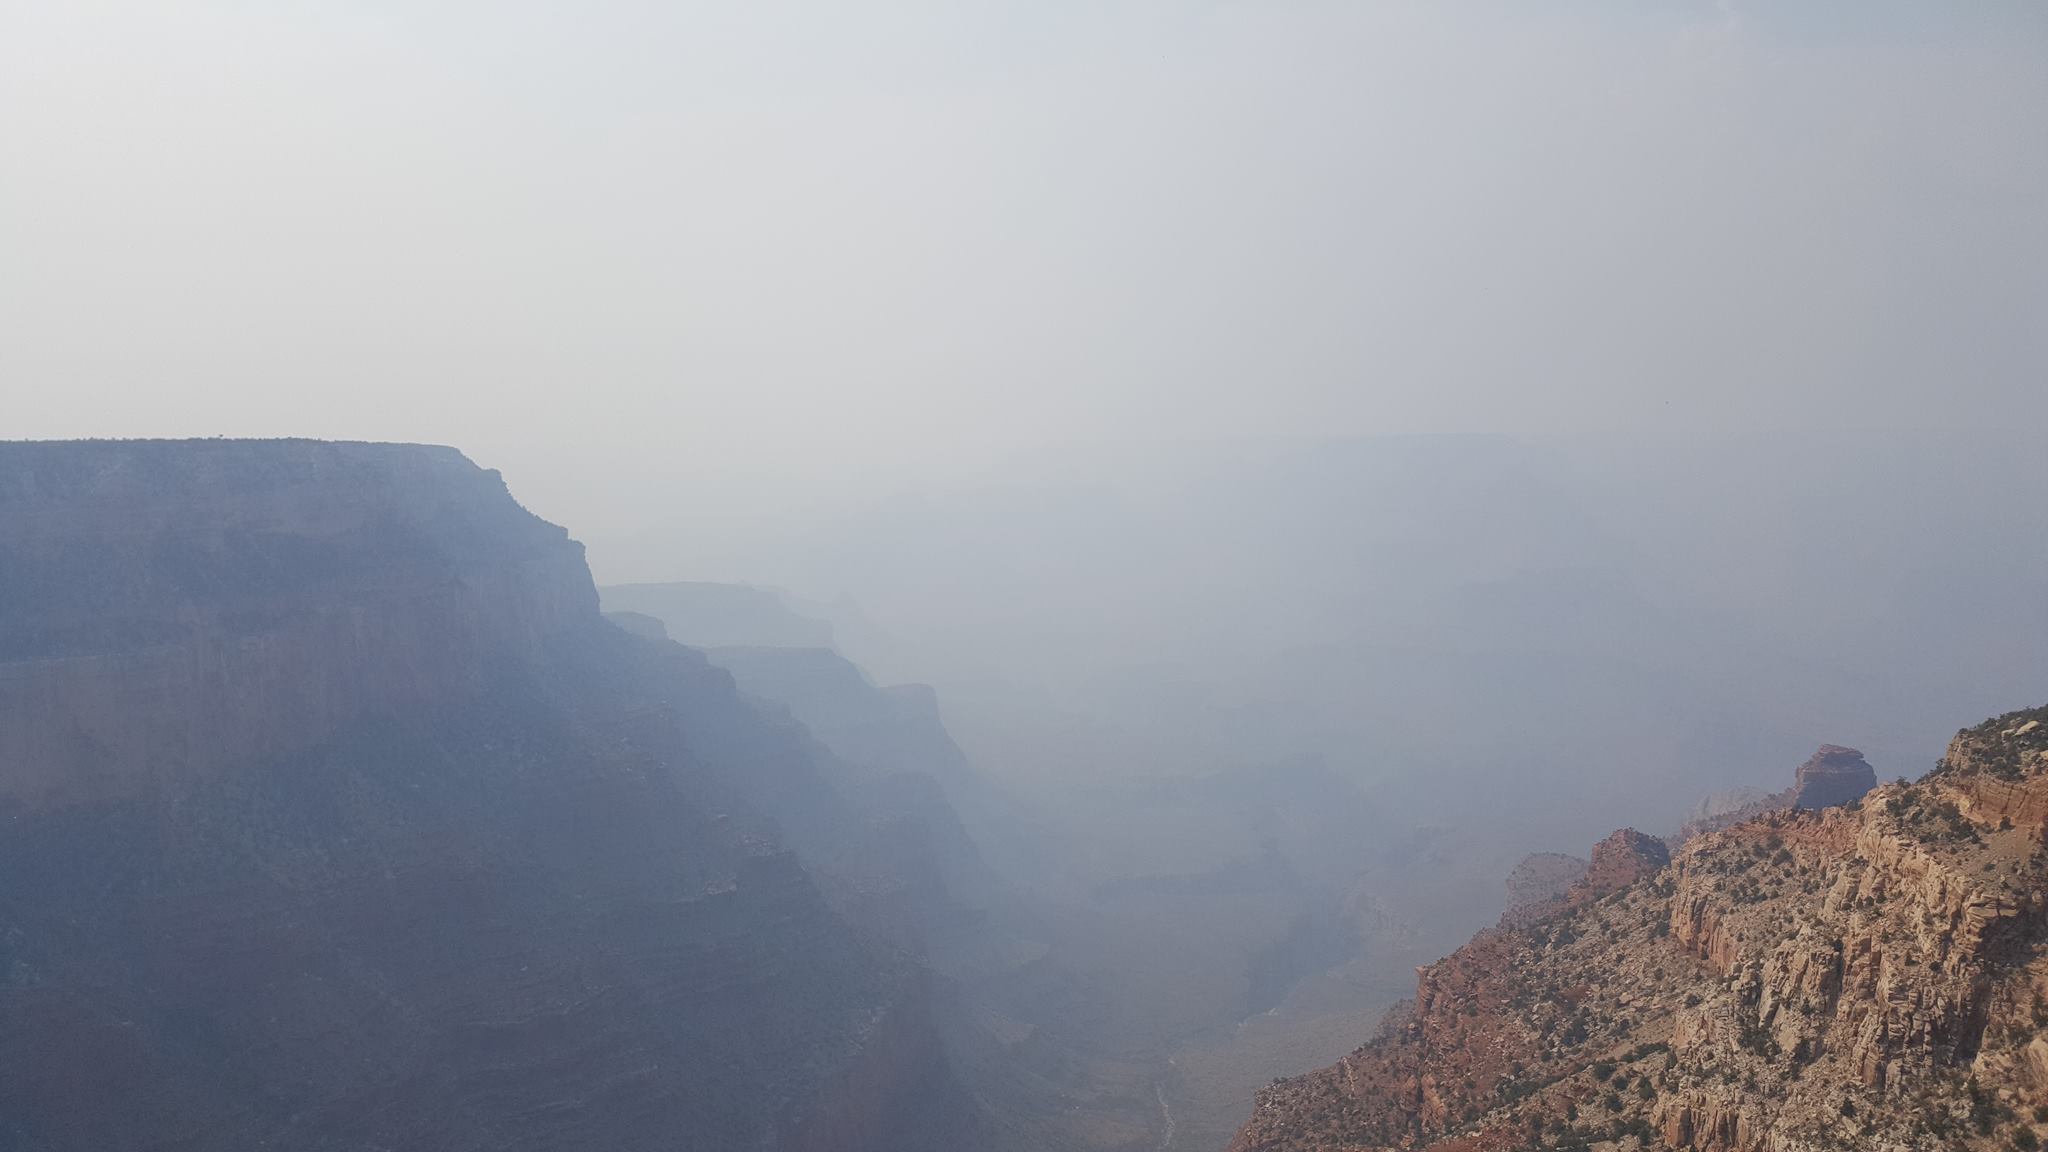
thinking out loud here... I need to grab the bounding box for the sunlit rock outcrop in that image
[1232,705,2048,1152]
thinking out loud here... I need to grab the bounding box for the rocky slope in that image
[0,440,989,1152]
[1232,710,2048,1152]
[1504,855,1590,924]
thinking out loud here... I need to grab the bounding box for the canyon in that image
[6,437,2045,1152]
[0,441,1003,1151]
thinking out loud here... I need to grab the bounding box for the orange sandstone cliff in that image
[1233,710,2048,1152]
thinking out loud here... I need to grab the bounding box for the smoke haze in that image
[7,1,2045,503]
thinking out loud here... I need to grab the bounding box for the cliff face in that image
[600,581,836,650]
[0,441,599,811]
[701,645,1005,932]
[0,440,981,1152]
[1232,706,2048,1152]
[1789,745,1878,811]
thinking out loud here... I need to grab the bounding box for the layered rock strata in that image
[1233,706,2048,1152]
[0,440,983,1152]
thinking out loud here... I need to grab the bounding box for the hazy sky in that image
[5,1,2044,488]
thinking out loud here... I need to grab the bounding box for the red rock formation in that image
[1942,716,2048,828]
[1231,706,2048,1152]
[1675,746,1879,846]
[1572,827,1670,903]
[1790,744,1878,810]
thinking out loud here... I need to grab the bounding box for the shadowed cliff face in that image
[0,440,598,811]
[0,440,981,1152]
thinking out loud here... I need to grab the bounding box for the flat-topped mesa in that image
[1675,746,1876,843]
[0,439,600,810]
[1789,743,1877,810]
[1571,827,1670,903]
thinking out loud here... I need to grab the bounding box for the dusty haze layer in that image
[5,1,2046,501]
[4,0,2047,1148]
[591,428,2048,1149]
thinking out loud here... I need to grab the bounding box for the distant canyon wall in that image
[0,441,598,810]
